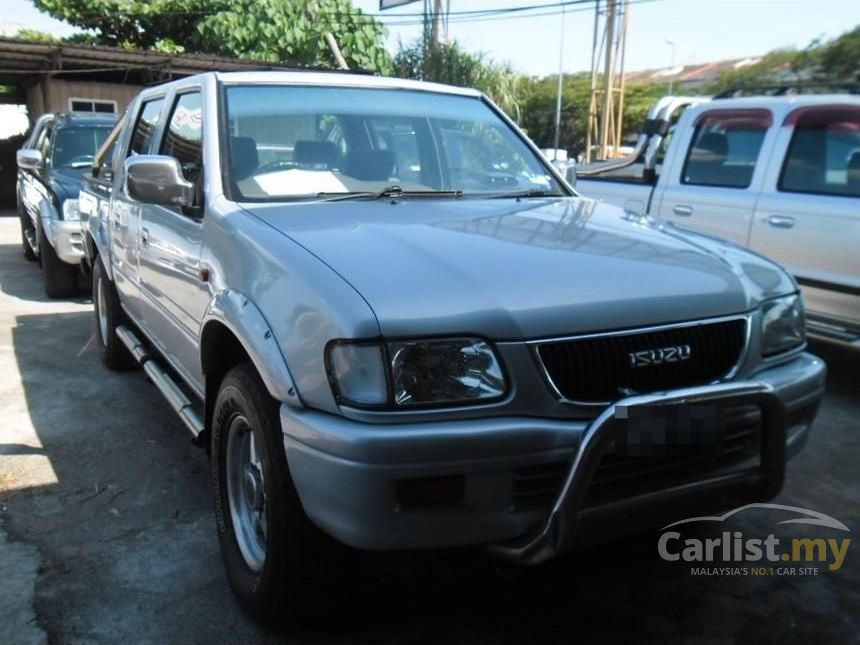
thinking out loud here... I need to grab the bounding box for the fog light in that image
[396,475,465,508]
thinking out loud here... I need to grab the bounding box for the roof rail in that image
[714,81,860,99]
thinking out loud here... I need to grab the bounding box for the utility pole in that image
[430,0,443,45]
[598,0,616,162]
[552,6,566,157]
[666,39,677,96]
[585,0,630,162]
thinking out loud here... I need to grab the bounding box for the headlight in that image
[760,294,805,356]
[62,199,81,221]
[326,338,506,408]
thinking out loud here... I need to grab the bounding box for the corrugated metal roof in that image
[0,37,305,86]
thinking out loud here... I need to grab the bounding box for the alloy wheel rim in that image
[225,415,267,572]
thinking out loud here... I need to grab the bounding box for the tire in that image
[92,256,135,371]
[212,363,346,624]
[38,219,79,298]
[19,208,37,262]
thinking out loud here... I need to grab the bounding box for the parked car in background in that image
[81,71,824,623]
[16,111,117,297]
[575,94,860,346]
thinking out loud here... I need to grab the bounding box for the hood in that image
[246,197,795,339]
[49,166,88,202]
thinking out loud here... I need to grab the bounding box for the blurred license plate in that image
[612,404,725,457]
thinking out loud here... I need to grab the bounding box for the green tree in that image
[32,0,392,71]
[703,49,803,94]
[393,39,523,120]
[814,25,860,81]
[198,0,391,73]
[12,28,60,43]
[518,73,663,157]
[33,0,228,51]
[700,25,860,94]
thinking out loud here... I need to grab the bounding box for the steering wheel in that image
[66,154,95,165]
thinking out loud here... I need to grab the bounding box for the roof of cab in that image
[686,93,860,120]
[52,111,119,128]
[159,70,482,98]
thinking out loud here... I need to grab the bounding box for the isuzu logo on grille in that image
[629,344,692,367]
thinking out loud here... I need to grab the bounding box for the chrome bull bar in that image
[488,382,787,566]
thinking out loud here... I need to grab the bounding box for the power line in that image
[31,0,623,22]
[380,0,659,26]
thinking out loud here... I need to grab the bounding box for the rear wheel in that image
[212,363,346,624]
[92,256,134,371]
[38,220,79,298]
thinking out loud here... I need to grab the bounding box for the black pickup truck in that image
[16,111,117,297]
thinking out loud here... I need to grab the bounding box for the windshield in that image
[224,85,563,200]
[52,126,112,168]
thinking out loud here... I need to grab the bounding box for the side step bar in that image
[116,325,205,439]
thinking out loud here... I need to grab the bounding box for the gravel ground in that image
[0,213,857,644]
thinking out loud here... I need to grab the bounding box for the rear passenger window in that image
[129,98,164,156]
[779,106,860,198]
[160,92,203,184]
[682,109,771,189]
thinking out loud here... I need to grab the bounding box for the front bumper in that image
[42,216,84,265]
[281,352,825,555]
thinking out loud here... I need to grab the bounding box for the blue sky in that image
[3,0,859,76]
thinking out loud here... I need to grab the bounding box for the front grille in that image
[513,404,762,508]
[537,317,747,404]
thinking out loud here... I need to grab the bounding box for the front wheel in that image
[211,363,345,624]
[38,220,79,298]
[19,209,37,262]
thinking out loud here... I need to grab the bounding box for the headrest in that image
[230,136,258,181]
[694,131,728,159]
[293,140,338,168]
[345,149,395,181]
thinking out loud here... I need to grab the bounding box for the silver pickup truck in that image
[576,94,860,346]
[80,72,825,622]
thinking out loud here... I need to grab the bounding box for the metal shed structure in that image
[0,37,302,119]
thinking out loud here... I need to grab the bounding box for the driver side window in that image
[160,91,203,185]
[129,98,164,157]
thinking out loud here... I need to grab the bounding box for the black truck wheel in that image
[19,208,37,262]
[211,362,345,624]
[38,220,79,298]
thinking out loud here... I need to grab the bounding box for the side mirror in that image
[125,155,194,208]
[17,149,43,170]
[565,161,577,189]
[553,160,576,189]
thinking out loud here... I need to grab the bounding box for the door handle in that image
[672,204,693,217]
[767,215,795,229]
[140,227,149,246]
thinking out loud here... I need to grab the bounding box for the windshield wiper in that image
[487,188,565,199]
[316,185,463,202]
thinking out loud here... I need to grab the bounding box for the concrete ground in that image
[0,212,857,645]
